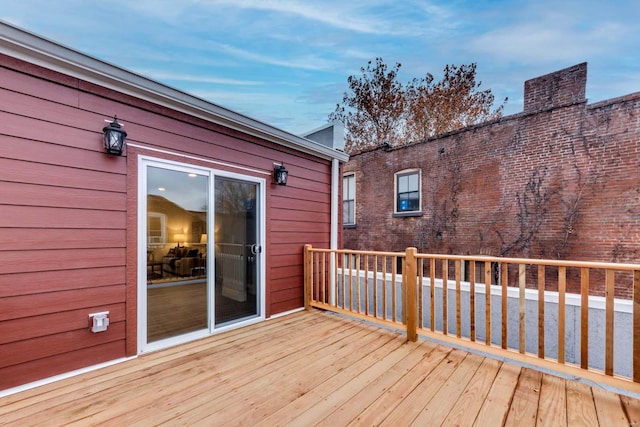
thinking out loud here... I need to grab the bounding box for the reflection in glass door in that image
[146,166,209,343]
[214,177,260,326]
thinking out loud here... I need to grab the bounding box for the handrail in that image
[308,247,640,270]
[303,244,640,393]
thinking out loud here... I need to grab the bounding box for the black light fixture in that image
[273,162,288,186]
[102,115,127,155]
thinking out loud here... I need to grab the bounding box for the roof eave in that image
[0,21,349,163]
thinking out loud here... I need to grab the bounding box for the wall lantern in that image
[103,115,127,155]
[273,162,288,186]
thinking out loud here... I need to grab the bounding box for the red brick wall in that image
[524,62,587,113]
[343,63,640,298]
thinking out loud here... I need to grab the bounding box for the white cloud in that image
[204,41,338,71]
[136,70,263,86]
[470,22,629,65]
[208,0,394,35]
[464,0,638,67]
[207,0,456,37]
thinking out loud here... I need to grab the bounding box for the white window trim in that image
[343,172,356,225]
[393,168,422,214]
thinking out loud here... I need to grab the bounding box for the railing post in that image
[405,247,418,342]
[304,244,312,311]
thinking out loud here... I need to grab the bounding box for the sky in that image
[2,0,639,135]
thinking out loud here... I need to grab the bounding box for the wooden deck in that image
[1,310,639,426]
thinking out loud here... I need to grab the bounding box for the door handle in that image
[251,244,262,255]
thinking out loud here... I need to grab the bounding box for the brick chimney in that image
[523,63,587,113]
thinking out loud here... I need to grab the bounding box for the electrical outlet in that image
[89,311,110,333]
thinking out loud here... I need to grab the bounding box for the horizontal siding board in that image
[0,341,125,391]
[0,285,125,321]
[130,124,274,170]
[0,65,80,107]
[282,176,331,193]
[269,243,307,257]
[0,267,125,298]
[268,231,330,245]
[0,321,125,369]
[270,208,328,223]
[270,299,302,315]
[270,287,303,304]
[0,134,127,175]
[270,278,303,292]
[0,158,126,192]
[270,164,330,187]
[0,86,99,132]
[124,123,287,173]
[270,254,304,268]
[273,186,331,202]
[270,219,330,233]
[2,228,126,251]
[269,196,330,214]
[0,303,125,345]
[1,181,125,211]
[0,112,120,157]
[0,205,125,228]
[270,265,303,281]
[0,248,125,275]
[130,132,330,187]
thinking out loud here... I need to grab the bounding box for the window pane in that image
[408,192,419,210]
[343,175,355,224]
[398,191,419,212]
[343,200,354,224]
[343,175,355,201]
[397,193,408,212]
[146,166,208,343]
[408,173,419,191]
[398,175,408,193]
[343,176,349,200]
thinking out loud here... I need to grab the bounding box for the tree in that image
[329,58,406,154]
[330,59,506,154]
[406,63,505,142]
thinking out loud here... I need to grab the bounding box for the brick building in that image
[343,63,640,298]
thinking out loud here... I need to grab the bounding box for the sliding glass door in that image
[140,158,263,350]
[214,177,260,326]
[145,165,209,343]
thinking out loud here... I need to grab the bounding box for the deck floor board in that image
[1,310,638,426]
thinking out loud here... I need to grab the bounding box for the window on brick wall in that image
[343,173,355,225]
[395,169,421,214]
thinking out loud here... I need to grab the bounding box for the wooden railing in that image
[303,245,640,392]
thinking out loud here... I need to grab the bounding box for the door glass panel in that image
[146,167,208,342]
[214,177,259,326]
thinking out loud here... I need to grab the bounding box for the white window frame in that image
[343,173,356,226]
[147,212,167,245]
[394,169,422,214]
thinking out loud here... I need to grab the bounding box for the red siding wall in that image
[0,55,333,390]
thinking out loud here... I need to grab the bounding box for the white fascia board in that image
[0,21,349,163]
